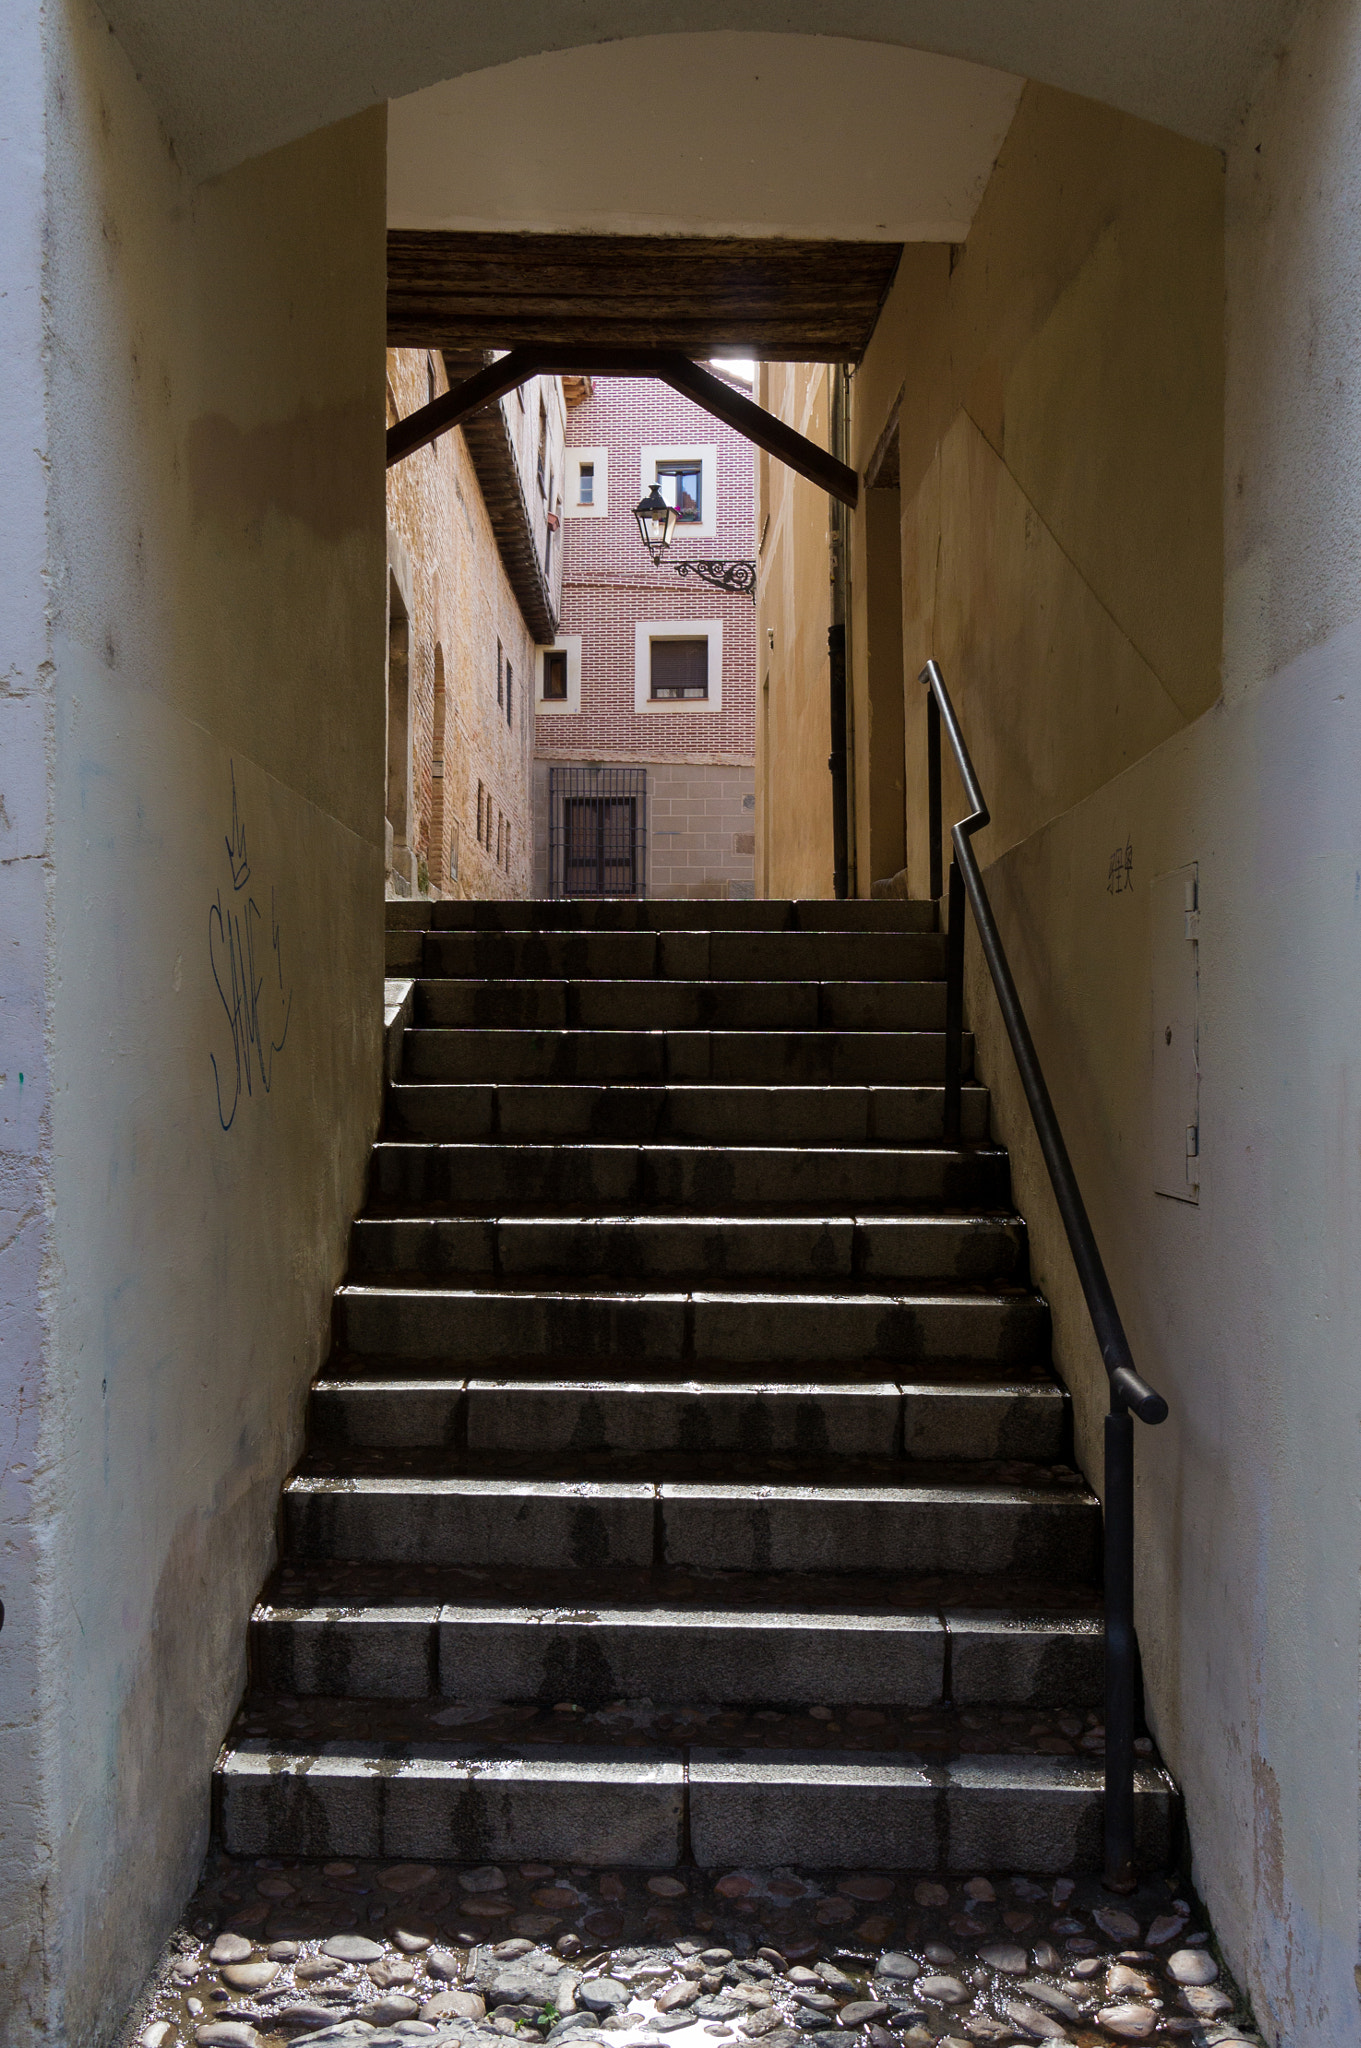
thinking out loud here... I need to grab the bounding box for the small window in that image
[496,639,503,708]
[578,462,595,506]
[650,637,709,701]
[656,460,702,524]
[505,662,513,729]
[537,399,548,495]
[477,781,485,845]
[543,649,569,700]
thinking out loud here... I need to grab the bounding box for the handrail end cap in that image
[1111,1364,1168,1425]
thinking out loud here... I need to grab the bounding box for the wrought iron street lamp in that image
[633,483,679,565]
[631,484,757,599]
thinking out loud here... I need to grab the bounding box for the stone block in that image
[284,1476,657,1567]
[688,1754,944,1868]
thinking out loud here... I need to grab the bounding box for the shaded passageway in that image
[3,10,1358,2048]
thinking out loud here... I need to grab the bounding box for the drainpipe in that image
[828,365,853,898]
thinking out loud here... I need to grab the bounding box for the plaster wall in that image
[923,11,1361,2041]
[98,4,1305,182]
[755,363,837,899]
[852,84,1225,893]
[387,36,1021,241]
[0,5,387,2039]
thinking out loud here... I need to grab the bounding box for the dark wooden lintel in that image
[387,229,903,363]
[386,347,858,509]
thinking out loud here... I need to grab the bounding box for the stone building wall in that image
[385,351,565,899]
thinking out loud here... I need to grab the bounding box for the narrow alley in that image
[4,6,1360,2048]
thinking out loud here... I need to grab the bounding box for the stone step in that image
[414,977,949,1031]
[332,1283,1050,1367]
[216,1725,1176,1871]
[383,1083,989,1146]
[400,1028,974,1087]
[282,1468,1099,1577]
[309,1374,1066,1461]
[385,897,939,933]
[250,1580,1103,1707]
[348,1211,1027,1284]
[387,930,948,983]
[367,1140,1012,1211]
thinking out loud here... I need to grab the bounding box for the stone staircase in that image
[216,897,1177,1873]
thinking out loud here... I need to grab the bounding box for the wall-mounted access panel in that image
[1151,862,1200,1203]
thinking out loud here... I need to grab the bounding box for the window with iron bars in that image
[548,766,647,898]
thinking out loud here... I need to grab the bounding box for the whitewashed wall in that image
[0,2,388,2039]
[965,5,1361,2040]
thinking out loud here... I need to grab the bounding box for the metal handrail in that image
[920,657,1168,1892]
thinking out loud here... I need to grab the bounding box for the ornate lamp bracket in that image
[672,559,757,599]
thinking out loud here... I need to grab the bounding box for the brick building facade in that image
[385,349,565,900]
[533,374,757,899]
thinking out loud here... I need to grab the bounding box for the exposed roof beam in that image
[386,346,858,509]
[387,230,904,364]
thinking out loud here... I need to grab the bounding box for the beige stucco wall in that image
[961,11,1361,2042]
[757,57,1361,2048]
[755,363,838,898]
[385,350,544,900]
[0,3,387,2040]
[852,84,1225,888]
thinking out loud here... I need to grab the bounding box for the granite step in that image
[366,1140,1012,1212]
[307,1372,1066,1461]
[347,1211,1028,1284]
[249,1570,1104,1707]
[413,977,950,1031]
[217,1703,1176,1869]
[385,897,939,933]
[382,1084,989,1145]
[399,1027,975,1087]
[390,930,947,984]
[281,1463,1099,1577]
[332,1282,1051,1368]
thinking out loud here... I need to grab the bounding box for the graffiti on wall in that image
[209,765,293,1130]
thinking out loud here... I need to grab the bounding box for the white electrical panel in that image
[1151,863,1200,1203]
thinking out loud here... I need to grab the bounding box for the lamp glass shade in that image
[633,483,679,559]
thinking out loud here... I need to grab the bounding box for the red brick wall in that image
[540,377,756,759]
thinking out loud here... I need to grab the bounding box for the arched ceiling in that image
[387,39,1024,243]
[102,0,1303,183]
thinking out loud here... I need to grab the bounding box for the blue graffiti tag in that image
[209,767,293,1130]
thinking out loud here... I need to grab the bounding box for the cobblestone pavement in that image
[119,1854,1260,2048]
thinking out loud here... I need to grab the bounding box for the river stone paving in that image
[118,1856,1261,2048]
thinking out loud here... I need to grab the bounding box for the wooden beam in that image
[386,346,858,509]
[387,230,903,363]
[385,348,541,467]
[654,354,857,510]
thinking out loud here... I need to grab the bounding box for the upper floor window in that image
[640,444,717,539]
[650,637,709,701]
[543,649,569,700]
[565,448,608,519]
[656,459,702,524]
[537,398,548,496]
